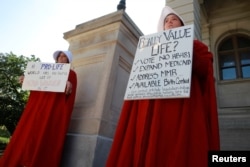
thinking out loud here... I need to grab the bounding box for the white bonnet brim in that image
[53,50,73,63]
[157,6,185,32]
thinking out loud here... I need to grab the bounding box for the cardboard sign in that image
[22,62,71,92]
[124,24,194,100]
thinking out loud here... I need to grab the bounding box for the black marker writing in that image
[163,27,191,41]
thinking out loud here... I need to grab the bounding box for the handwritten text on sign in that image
[22,62,71,92]
[124,24,194,100]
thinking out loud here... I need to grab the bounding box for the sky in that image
[0,0,165,62]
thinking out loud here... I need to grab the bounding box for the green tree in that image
[0,52,40,134]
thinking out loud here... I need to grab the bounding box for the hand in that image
[65,81,72,95]
[19,75,24,84]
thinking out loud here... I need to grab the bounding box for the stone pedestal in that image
[60,10,142,167]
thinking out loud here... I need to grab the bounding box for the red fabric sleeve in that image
[193,40,220,150]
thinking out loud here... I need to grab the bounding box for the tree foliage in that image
[0,52,40,134]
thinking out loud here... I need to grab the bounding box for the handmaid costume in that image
[0,69,77,167]
[106,40,220,167]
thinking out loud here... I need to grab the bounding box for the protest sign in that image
[22,62,71,92]
[124,24,194,100]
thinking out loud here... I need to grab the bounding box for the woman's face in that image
[164,14,183,30]
[57,52,69,63]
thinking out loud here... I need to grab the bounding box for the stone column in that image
[60,10,142,167]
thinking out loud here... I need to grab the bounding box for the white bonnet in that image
[157,6,185,32]
[53,50,73,63]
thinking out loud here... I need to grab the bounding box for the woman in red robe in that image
[106,6,220,167]
[0,50,77,167]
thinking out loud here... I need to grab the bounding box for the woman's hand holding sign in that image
[65,81,72,95]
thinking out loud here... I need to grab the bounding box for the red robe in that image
[0,70,77,167]
[106,40,220,167]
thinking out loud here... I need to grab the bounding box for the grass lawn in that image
[0,136,9,143]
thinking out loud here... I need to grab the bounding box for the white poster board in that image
[124,24,194,100]
[22,62,71,92]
